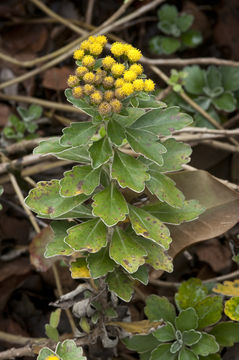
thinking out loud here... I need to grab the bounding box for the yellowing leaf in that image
[107,320,163,334]
[224,297,239,321]
[70,258,90,278]
[213,279,239,297]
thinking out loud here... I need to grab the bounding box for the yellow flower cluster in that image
[67,37,155,116]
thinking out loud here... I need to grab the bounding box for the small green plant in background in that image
[168,69,188,93]
[3,104,43,140]
[45,309,62,342]
[124,278,239,360]
[149,4,203,55]
[37,339,86,360]
[165,65,239,128]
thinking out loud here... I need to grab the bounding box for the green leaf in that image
[209,321,239,347]
[224,297,239,321]
[170,340,182,354]
[125,128,166,166]
[112,150,150,192]
[109,227,146,273]
[194,296,223,328]
[60,122,98,147]
[191,333,219,356]
[107,119,125,146]
[65,218,107,253]
[87,246,115,278]
[178,348,198,360]
[106,267,134,302]
[113,108,145,127]
[181,29,203,48]
[183,329,202,346]
[175,308,198,332]
[177,13,194,32]
[137,237,173,272]
[45,324,59,341]
[130,265,149,285]
[37,347,55,360]
[129,205,172,250]
[184,66,206,95]
[40,204,93,220]
[45,221,74,258]
[212,91,236,112]
[220,66,239,91]
[137,93,166,109]
[143,200,204,225]
[33,137,66,154]
[146,167,185,208]
[50,309,61,328]
[175,278,208,310]
[60,165,101,196]
[153,322,176,342]
[70,258,90,278]
[161,37,181,54]
[145,295,176,323]
[160,138,192,172]
[56,339,86,360]
[123,333,160,353]
[88,136,113,169]
[25,180,88,218]
[158,4,178,24]
[130,107,193,136]
[27,104,43,120]
[151,343,176,360]
[55,146,90,163]
[206,66,222,91]
[65,88,100,118]
[92,183,128,226]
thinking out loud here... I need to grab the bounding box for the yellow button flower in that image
[95,35,107,46]
[115,88,125,100]
[133,79,144,91]
[94,74,103,85]
[98,101,112,115]
[84,84,95,95]
[83,72,95,84]
[73,49,84,60]
[144,79,155,92]
[45,355,59,360]
[102,76,114,89]
[104,90,114,102]
[110,99,122,113]
[82,55,95,68]
[80,40,90,51]
[111,42,125,57]
[89,42,103,56]
[129,64,143,75]
[123,70,137,82]
[115,78,125,88]
[111,63,125,77]
[72,86,83,98]
[123,44,133,55]
[102,56,116,70]
[75,66,88,77]
[121,82,134,96]
[67,75,79,87]
[127,48,142,62]
[90,91,103,104]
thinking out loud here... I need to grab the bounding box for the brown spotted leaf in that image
[109,227,146,273]
[128,205,172,250]
[25,180,88,218]
[60,165,101,197]
[70,258,91,279]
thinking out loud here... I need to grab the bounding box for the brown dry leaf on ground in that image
[42,66,73,90]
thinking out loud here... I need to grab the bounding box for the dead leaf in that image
[213,279,239,297]
[29,226,56,272]
[0,103,11,126]
[167,170,239,258]
[107,320,163,334]
[42,66,73,90]
[195,240,232,272]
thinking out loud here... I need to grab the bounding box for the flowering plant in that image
[25,36,204,301]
